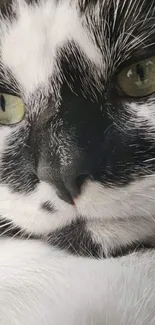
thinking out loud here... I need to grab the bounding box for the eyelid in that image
[0,87,19,97]
[115,51,155,75]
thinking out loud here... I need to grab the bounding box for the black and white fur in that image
[0,0,155,323]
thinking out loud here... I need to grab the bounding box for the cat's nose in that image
[59,164,90,204]
[55,158,91,204]
[38,155,91,205]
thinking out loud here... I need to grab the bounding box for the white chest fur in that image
[0,238,154,325]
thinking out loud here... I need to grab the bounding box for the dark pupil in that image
[136,64,145,82]
[0,95,6,112]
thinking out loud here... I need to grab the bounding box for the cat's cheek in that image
[0,181,77,235]
[0,127,14,160]
[75,177,155,221]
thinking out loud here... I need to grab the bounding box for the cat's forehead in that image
[0,0,101,93]
[0,0,154,94]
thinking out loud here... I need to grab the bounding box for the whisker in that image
[136,193,155,201]
[144,158,155,163]
[0,224,19,238]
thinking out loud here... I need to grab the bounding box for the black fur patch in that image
[0,217,38,239]
[48,219,103,257]
[0,0,16,21]
[41,201,57,213]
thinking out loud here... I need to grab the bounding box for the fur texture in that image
[0,239,155,325]
[0,0,155,254]
[0,0,155,323]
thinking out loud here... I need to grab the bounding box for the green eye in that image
[117,56,155,98]
[0,93,25,125]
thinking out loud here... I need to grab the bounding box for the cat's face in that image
[0,0,155,256]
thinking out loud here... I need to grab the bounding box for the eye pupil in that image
[136,64,145,82]
[0,95,6,112]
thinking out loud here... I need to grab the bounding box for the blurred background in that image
[0,0,5,6]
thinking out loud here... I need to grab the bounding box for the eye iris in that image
[0,94,6,112]
[0,93,25,125]
[117,56,155,97]
[136,64,145,82]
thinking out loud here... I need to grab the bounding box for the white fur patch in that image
[0,0,101,93]
[0,238,155,324]
[0,181,76,235]
[76,177,155,221]
[127,100,155,136]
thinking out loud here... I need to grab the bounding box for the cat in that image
[0,0,155,324]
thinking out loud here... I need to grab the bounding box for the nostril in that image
[57,189,75,205]
[76,174,89,191]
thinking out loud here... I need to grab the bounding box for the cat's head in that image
[0,0,155,256]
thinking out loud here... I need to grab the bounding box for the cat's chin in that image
[0,176,155,256]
